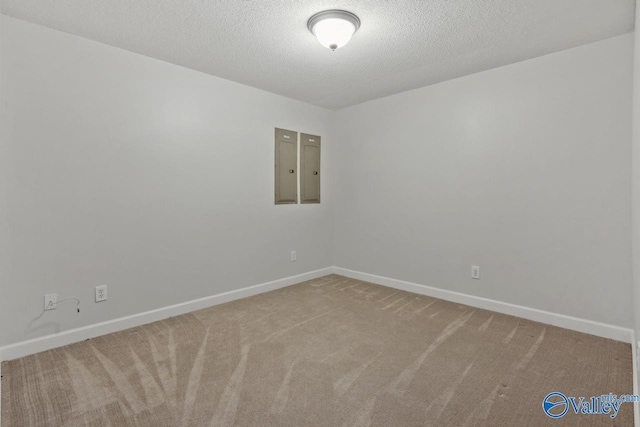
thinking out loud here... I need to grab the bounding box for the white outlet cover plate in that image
[95,285,108,302]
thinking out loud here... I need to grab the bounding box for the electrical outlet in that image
[44,294,57,310]
[291,251,297,262]
[471,266,480,280]
[95,285,108,302]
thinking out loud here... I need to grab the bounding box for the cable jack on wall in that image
[44,294,81,313]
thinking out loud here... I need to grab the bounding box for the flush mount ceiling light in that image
[307,10,361,51]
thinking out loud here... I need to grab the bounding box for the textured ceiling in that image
[1,0,635,109]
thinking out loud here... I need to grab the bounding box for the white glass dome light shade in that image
[312,18,355,50]
[307,10,361,51]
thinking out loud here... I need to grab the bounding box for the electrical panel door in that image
[300,133,320,204]
[275,128,298,204]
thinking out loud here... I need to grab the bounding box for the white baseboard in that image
[332,267,634,344]
[0,267,333,362]
[1,265,633,361]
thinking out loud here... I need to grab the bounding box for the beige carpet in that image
[1,274,633,426]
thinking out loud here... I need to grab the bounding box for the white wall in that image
[0,17,334,347]
[333,34,634,328]
[632,6,640,350]
[0,15,635,351]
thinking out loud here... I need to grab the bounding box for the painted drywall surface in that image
[334,34,634,328]
[0,16,334,347]
[633,9,640,346]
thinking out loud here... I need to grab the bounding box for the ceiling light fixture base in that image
[307,9,361,51]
